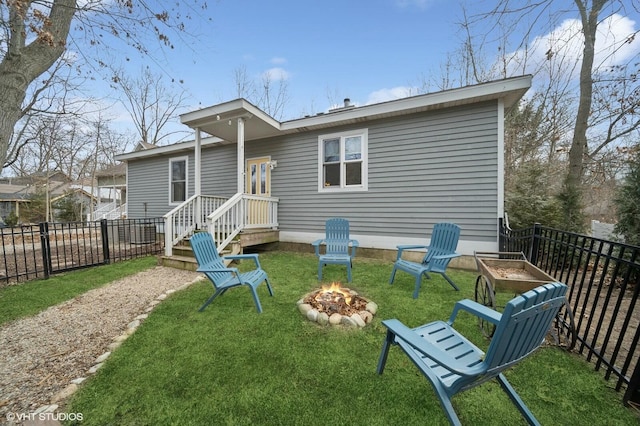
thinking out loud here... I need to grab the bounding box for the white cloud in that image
[504,13,640,78]
[262,67,290,81]
[270,57,287,65]
[395,0,435,10]
[365,86,418,104]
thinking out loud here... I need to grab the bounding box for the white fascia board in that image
[114,136,224,161]
[281,75,532,132]
[180,98,281,131]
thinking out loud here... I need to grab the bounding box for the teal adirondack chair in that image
[389,222,461,298]
[377,282,568,426]
[189,232,273,313]
[312,218,359,282]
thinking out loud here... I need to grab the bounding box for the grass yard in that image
[52,251,640,425]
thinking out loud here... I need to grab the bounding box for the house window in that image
[318,129,368,192]
[169,157,188,204]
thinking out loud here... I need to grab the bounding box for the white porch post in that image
[237,117,245,194]
[195,128,202,229]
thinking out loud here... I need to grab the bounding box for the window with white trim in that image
[318,129,368,192]
[169,156,188,204]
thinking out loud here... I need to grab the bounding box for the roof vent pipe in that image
[344,98,351,107]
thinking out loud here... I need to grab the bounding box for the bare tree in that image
[111,66,189,145]
[461,0,640,230]
[233,65,257,101]
[9,109,128,181]
[0,0,209,174]
[231,65,290,120]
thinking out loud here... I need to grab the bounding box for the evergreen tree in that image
[505,161,564,230]
[54,192,84,222]
[614,150,640,246]
[22,188,48,223]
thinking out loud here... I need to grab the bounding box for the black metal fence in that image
[0,218,165,286]
[499,219,640,409]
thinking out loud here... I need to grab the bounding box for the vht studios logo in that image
[6,411,84,422]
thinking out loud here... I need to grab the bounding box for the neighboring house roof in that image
[50,187,96,203]
[135,141,158,151]
[0,171,71,185]
[0,181,79,202]
[116,75,532,161]
[95,163,127,178]
[0,184,31,201]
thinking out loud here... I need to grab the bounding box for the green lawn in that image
[55,251,638,425]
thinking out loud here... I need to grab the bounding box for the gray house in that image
[115,76,532,260]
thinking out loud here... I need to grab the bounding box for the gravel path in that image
[0,266,203,423]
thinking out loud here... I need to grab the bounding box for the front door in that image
[246,157,271,225]
[246,157,271,197]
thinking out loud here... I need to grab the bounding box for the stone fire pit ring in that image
[297,283,378,328]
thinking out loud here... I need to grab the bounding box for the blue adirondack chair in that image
[312,218,359,282]
[389,222,461,298]
[377,282,568,426]
[189,232,273,313]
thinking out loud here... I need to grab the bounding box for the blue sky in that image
[93,0,639,142]
[99,0,470,133]
[185,0,461,112]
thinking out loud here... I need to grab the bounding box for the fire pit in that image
[297,282,378,327]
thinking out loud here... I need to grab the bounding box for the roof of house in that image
[94,163,127,177]
[0,171,71,186]
[116,75,532,161]
[0,181,71,201]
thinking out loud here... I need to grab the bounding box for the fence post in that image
[100,219,111,264]
[498,217,505,251]
[530,223,542,264]
[624,361,640,408]
[39,222,51,279]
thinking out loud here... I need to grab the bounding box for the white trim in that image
[168,156,189,206]
[194,129,201,197]
[180,98,280,132]
[317,128,368,192]
[282,76,532,131]
[115,136,224,161]
[278,230,498,256]
[237,117,245,193]
[497,99,505,219]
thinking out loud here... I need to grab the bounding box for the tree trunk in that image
[562,0,608,229]
[0,0,77,173]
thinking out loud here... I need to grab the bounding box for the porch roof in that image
[180,98,281,143]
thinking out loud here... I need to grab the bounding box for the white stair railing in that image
[164,194,229,256]
[91,202,127,220]
[208,193,245,251]
[208,193,279,251]
[164,193,279,256]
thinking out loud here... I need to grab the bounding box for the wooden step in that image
[159,255,199,271]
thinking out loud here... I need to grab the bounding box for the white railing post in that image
[165,217,173,256]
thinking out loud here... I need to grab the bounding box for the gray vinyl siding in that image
[127,144,238,218]
[267,101,499,242]
[200,145,237,197]
[125,100,499,242]
[127,153,195,218]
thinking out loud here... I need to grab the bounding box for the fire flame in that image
[316,282,352,305]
